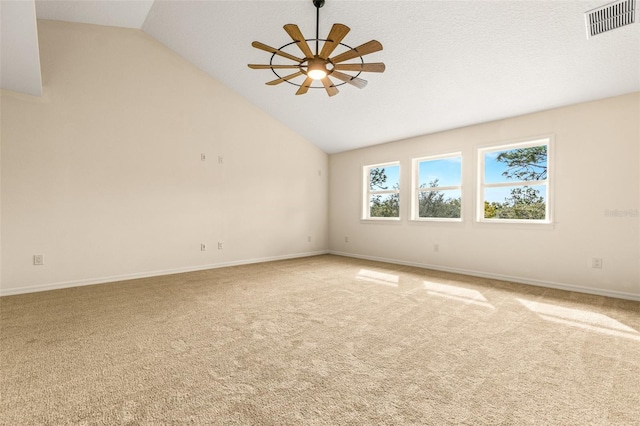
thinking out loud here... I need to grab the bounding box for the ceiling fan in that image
[248,0,385,97]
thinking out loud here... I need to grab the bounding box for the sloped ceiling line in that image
[0,0,43,96]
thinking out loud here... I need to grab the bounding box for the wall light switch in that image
[33,254,44,265]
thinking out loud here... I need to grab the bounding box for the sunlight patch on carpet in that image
[423,281,495,309]
[356,269,399,287]
[517,298,640,341]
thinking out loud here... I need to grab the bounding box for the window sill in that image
[411,218,463,223]
[474,219,555,230]
[361,217,402,224]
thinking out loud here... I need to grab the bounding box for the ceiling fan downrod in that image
[313,0,325,56]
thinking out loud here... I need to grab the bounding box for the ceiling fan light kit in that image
[248,0,385,97]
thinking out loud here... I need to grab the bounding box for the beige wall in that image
[2,21,638,300]
[0,20,328,295]
[329,93,640,300]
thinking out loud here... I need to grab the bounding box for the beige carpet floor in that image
[1,254,639,425]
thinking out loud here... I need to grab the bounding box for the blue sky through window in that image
[418,157,461,188]
[483,146,548,202]
[484,149,548,184]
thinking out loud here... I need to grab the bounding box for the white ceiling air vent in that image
[585,0,636,39]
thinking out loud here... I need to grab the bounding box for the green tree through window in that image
[365,164,400,219]
[418,179,461,218]
[414,154,462,220]
[483,143,548,221]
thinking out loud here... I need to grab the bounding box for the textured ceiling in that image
[5,0,640,153]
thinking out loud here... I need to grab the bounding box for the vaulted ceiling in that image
[2,0,639,153]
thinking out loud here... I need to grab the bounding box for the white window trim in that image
[477,137,552,224]
[362,161,401,221]
[411,152,463,222]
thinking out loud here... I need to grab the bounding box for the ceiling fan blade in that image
[321,77,339,97]
[251,41,303,63]
[334,62,386,73]
[319,23,350,60]
[330,40,383,64]
[284,24,314,58]
[266,71,304,85]
[248,64,302,69]
[296,77,313,95]
[330,70,368,89]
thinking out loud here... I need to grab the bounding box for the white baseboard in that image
[329,250,640,302]
[0,250,330,297]
[4,250,638,302]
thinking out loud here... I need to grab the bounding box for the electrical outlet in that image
[591,258,603,269]
[345,236,349,243]
[218,242,224,250]
[307,236,312,242]
[33,254,44,266]
[218,156,224,164]
[201,153,206,161]
[201,243,207,251]
[433,244,439,252]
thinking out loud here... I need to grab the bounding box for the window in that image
[412,153,462,220]
[478,138,550,222]
[363,162,400,219]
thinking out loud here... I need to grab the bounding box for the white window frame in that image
[477,137,551,224]
[411,152,463,222]
[362,161,401,221]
